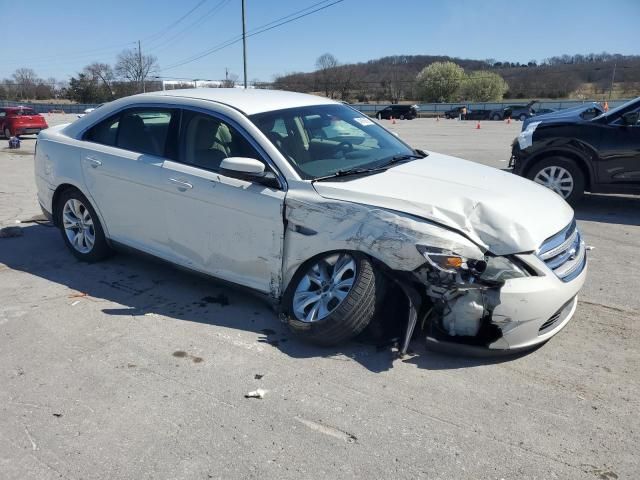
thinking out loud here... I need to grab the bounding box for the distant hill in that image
[273,53,640,102]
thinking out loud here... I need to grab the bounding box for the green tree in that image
[461,71,509,101]
[415,61,465,102]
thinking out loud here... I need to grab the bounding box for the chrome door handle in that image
[85,156,102,167]
[168,178,193,190]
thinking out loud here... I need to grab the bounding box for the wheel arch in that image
[51,183,110,238]
[523,149,593,191]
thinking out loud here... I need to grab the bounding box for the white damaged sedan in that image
[34,89,587,354]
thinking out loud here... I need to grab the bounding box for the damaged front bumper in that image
[403,251,587,356]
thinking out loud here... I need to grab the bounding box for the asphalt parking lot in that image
[1,115,638,479]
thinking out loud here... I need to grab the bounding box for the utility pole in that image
[241,0,247,89]
[609,62,617,100]
[138,40,145,93]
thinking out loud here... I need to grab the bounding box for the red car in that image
[0,107,48,138]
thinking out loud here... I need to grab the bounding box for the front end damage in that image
[282,189,586,356]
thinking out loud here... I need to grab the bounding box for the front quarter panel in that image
[281,183,485,291]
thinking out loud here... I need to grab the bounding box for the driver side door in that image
[160,109,286,295]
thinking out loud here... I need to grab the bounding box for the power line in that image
[145,0,232,53]
[162,0,343,71]
[142,0,209,44]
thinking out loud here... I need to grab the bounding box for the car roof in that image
[3,106,35,111]
[140,88,339,115]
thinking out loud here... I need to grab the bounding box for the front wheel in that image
[492,114,501,121]
[3,127,11,139]
[526,157,585,204]
[519,114,527,121]
[57,189,111,262]
[284,252,383,346]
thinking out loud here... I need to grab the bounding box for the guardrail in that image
[350,99,630,116]
[1,98,631,116]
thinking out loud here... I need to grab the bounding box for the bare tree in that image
[315,53,339,98]
[222,73,238,88]
[115,48,159,93]
[12,68,38,99]
[85,62,116,99]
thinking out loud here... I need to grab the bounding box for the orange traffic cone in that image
[476,121,481,129]
[507,117,511,124]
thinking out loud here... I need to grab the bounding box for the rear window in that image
[16,109,37,116]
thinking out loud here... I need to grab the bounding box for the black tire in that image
[284,252,383,346]
[519,113,527,121]
[492,114,501,121]
[400,114,405,120]
[525,157,585,205]
[56,188,111,262]
[4,127,11,139]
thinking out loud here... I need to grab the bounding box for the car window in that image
[0,110,5,118]
[251,104,416,180]
[181,111,262,172]
[116,109,173,157]
[16,108,37,115]
[84,115,120,146]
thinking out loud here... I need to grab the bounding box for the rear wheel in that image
[526,157,585,204]
[492,114,501,121]
[519,113,527,121]
[400,114,406,120]
[284,252,383,346]
[3,127,11,139]
[56,189,111,262]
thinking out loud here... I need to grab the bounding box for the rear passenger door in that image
[81,107,178,256]
[160,109,286,294]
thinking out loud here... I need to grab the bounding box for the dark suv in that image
[375,104,419,120]
[510,97,640,204]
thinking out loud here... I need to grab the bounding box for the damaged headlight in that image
[481,256,529,282]
[416,246,484,274]
[417,246,529,282]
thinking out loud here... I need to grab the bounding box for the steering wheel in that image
[335,141,353,158]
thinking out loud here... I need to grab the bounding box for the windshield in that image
[250,104,416,180]
[595,97,640,120]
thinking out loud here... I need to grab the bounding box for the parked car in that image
[35,89,586,354]
[375,104,418,120]
[443,106,489,120]
[490,101,537,121]
[522,102,604,131]
[511,97,640,204]
[0,106,48,138]
[444,106,465,119]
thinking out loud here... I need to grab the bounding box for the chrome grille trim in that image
[537,220,586,282]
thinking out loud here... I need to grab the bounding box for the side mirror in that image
[621,111,639,126]
[219,157,280,188]
[220,157,265,177]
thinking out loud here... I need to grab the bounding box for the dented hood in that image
[312,152,574,255]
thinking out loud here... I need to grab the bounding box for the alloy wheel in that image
[293,253,357,323]
[533,166,574,199]
[62,198,95,254]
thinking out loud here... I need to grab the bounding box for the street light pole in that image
[242,0,247,89]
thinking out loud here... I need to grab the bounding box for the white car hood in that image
[312,152,574,255]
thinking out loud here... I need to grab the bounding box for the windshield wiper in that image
[312,153,427,182]
[313,166,388,182]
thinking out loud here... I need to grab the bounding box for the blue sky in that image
[3,0,638,82]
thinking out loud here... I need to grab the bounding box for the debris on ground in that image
[52,413,63,418]
[254,374,264,380]
[0,226,23,238]
[245,388,267,399]
[201,293,229,306]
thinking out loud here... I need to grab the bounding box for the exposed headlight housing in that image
[416,246,529,282]
[480,256,530,282]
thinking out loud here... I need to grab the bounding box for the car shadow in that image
[1,223,522,373]
[575,193,640,226]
